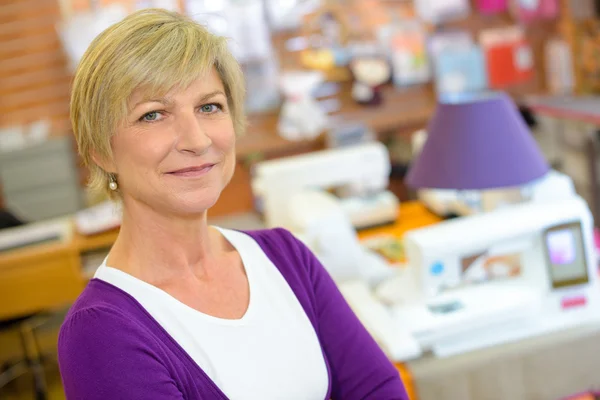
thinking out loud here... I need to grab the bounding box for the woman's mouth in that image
[167,164,215,177]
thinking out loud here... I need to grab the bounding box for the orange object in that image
[396,363,418,400]
[358,201,442,242]
[563,394,598,400]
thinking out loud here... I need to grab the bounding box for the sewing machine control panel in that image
[422,221,592,300]
[543,221,590,289]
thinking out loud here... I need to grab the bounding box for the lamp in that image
[406,91,549,190]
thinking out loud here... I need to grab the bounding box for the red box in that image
[480,27,535,89]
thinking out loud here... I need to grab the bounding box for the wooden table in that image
[0,223,122,321]
[0,238,82,321]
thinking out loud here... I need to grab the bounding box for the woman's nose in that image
[175,111,212,154]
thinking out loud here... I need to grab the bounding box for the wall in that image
[0,0,564,135]
[0,0,186,135]
[0,0,565,216]
[1,0,72,134]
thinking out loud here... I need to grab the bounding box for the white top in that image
[94,227,329,400]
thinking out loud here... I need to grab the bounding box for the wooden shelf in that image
[236,84,437,160]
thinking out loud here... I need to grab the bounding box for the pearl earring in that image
[108,175,118,191]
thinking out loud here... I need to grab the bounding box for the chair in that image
[0,314,51,400]
[0,211,86,399]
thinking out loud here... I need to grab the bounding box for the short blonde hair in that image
[70,8,246,199]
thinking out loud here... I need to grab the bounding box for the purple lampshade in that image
[406,91,549,190]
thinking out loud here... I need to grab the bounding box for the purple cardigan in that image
[58,228,409,399]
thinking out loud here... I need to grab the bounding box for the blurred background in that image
[2,0,600,399]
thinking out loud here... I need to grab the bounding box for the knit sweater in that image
[58,228,409,399]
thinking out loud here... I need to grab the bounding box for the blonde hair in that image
[70,8,246,199]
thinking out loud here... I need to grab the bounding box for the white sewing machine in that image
[252,142,600,363]
[251,141,399,231]
[375,195,600,358]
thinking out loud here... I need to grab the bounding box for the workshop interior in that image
[3,0,600,399]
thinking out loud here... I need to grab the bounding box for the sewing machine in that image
[250,142,400,286]
[375,195,600,358]
[251,141,400,231]
[251,143,423,360]
[252,142,600,362]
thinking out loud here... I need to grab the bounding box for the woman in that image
[58,8,408,400]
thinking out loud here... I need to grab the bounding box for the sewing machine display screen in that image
[544,222,589,288]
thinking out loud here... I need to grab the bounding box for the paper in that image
[379,20,430,87]
[135,0,180,12]
[0,219,71,252]
[185,0,229,36]
[226,0,273,62]
[433,46,488,95]
[264,0,321,31]
[428,30,473,58]
[414,0,470,24]
[185,0,273,63]
[545,38,574,95]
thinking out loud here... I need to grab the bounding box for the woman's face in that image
[106,68,236,217]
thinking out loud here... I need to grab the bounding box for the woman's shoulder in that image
[63,279,142,319]
[57,280,196,399]
[59,279,157,349]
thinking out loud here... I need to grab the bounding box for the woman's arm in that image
[58,307,185,400]
[292,232,410,400]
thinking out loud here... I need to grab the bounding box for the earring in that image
[108,174,118,191]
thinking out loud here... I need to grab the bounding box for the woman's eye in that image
[140,111,163,122]
[200,104,221,113]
